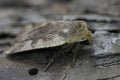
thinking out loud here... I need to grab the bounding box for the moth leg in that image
[71,51,77,68]
[71,43,80,68]
[43,58,54,71]
[62,44,74,58]
[44,44,74,72]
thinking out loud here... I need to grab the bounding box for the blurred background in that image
[1,0,120,52]
[0,0,120,80]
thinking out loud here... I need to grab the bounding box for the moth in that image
[4,21,93,71]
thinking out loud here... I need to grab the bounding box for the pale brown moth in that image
[4,21,93,71]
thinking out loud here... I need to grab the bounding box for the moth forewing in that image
[3,21,93,54]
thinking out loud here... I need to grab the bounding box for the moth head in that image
[81,29,93,43]
[78,21,93,43]
[65,21,93,44]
